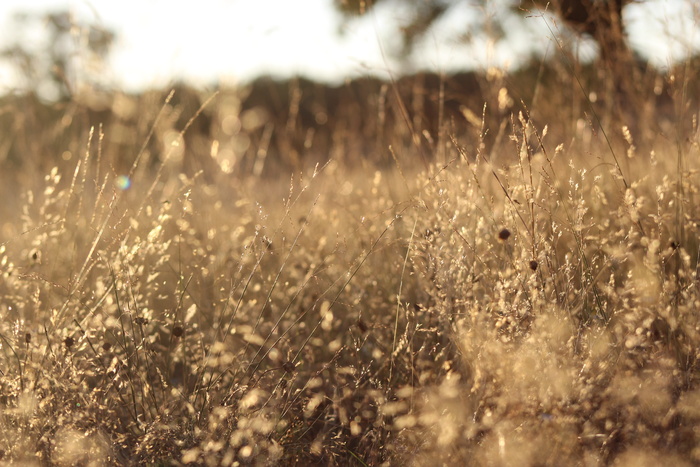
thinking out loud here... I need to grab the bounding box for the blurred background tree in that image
[0,10,115,101]
[336,0,633,64]
[335,0,640,92]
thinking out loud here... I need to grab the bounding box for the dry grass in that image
[0,42,700,467]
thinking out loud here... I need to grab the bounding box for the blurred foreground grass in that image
[1,59,700,466]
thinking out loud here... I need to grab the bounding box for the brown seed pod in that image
[356,319,368,333]
[529,260,538,271]
[172,325,184,338]
[498,228,511,240]
[64,336,74,348]
[102,342,112,352]
[25,333,31,344]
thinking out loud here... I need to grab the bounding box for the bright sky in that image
[0,0,697,94]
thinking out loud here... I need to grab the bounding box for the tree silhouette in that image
[0,10,115,100]
[336,0,636,81]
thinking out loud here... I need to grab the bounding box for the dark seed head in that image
[356,319,368,333]
[25,333,31,344]
[64,336,74,348]
[498,228,511,241]
[282,361,296,373]
[529,260,538,271]
[172,325,184,338]
[102,342,112,352]
[670,241,680,250]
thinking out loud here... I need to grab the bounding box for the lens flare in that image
[115,175,131,190]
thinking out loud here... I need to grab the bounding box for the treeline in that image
[0,58,695,179]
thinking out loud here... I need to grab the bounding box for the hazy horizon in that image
[0,0,697,95]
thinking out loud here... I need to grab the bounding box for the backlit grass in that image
[0,57,699,466]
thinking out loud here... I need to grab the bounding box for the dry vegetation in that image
[1,27,700,467]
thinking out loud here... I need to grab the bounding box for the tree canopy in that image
[335,0,635,67]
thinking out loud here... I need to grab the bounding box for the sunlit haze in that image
[0,0,697,93]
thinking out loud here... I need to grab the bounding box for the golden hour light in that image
[0,0,698,465]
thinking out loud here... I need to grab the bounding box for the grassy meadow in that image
[0,48,700,466]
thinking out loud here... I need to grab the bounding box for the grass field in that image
[0,43,700,466]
